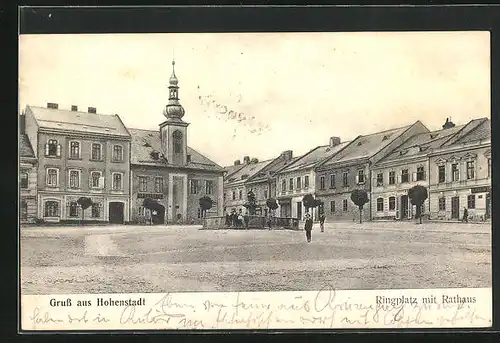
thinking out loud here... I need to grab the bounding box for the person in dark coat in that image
[462,207,469,223]
[319,213,326,232]
[304,212,313,243]
[225,211,231,227]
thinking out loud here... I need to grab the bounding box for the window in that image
[239,190,243,200]
[91,171,103,189]
[376,198,384,212]
[20,201,28,220]
[69,141,80,159]
[264,189,268,199]
[304,176,309,188]
[452,164,459,181]
[438,197,446,211]
[232,191,236,200]
[190,180,198,194]
[357,170,365,184]
[197,208,202,219]
[296,177,301,189]
[416,166,425,181]
[487,158,491,178]
[330,201,335,213]
[466,161,475,180]
[376,173,383,186]
[330,174,336,188]
[45,139,60,157]
[113,145,123,162]
[20,172,28,188]
[319,176,325,190]
[46,168,59,187]
[438,165,446,183]
[281,180,286,192]
[342,199,348,211]
[155,177,163,193]
[389,196,396,211]
[389,171,395,185]
[173,130,183,154]
[138,206,145,216]
[91,143,102,160]
[343,172,348,187]
[289,178,293,191]
[112,173,123,191]
[467,194,475,209]
[69,202,79,217]
[69,170,80,189]
[205,180,214,195]
[92,203,101,218]
[401,169,409,183]
[139,176,148,192]
[44,201,59,217]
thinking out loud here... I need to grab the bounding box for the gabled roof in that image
[19,134,35,158]
[26,105,130,138]
[321,125,411,166]
[247,155,303,183]
[224,159,274,186]
[279,142,350,174]
[223,164,246,178]
[443,118,490,146]
[128,128,223,172]
[376,124,465,164]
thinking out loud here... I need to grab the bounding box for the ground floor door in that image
[280,203,291,217]
[400,195,408,220]
[451,196,460,219]
[109,202,124,224]
[296,202,302,220]
[486,192,491,219]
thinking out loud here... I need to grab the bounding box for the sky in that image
[19,32,490,166]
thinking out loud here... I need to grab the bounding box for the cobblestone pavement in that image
[20,221,491,294]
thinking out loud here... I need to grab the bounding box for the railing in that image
[202,215,300,230]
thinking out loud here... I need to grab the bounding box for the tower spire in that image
[163,58,185,119]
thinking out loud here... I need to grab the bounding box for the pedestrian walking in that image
[225,211,231,227]
[462,207,469,223]
[319,213,326,232]
[304,212,313,243]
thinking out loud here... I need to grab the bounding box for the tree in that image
[302,194,316,211]
[266,198,279,215]
[244,190,258,215]
[199,196,214,218]
[77,197,93,225]
[350,189,369,224]
[408,185,428,224]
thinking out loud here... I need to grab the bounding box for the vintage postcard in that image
[19,31,492,331]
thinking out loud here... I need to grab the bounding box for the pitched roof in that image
[19,134,35,158]
[26,105,130,138]
[224,159,274,186]
[128,128,223,172]
[248,155,303,183]
[223,164,246,177]
[279,142,350,173]
[322,125,411,166]
[377,125,465,163]
[444,118,490,146]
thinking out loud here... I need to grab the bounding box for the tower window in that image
[173,130,183,154]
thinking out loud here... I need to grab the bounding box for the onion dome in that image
[163,60,185,119]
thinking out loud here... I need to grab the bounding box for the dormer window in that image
[45,139,61,157]
[357,141,363,146]
[150,151,160,160]
[143,142,152,148]
[382,135,389,141]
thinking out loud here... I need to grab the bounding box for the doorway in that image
[451,196,460,219]
[400,195,408,220]
[297,202,302,220]
[109,202,124,224]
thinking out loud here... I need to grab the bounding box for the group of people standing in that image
[303,211,326,243]
[225,209,247,228]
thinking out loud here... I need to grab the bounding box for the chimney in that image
[234,159,241,166]
[47,102,58,109]
[243,156,250,164]
[281,150,293,161]
[88,107,97,114]
[442,117,456,130]
[329,136,341,147]
[71,105,78,111]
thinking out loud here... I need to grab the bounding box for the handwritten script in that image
[22,287,491,330]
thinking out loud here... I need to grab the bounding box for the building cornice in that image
[428,140,491,157]
[38,128,131,141]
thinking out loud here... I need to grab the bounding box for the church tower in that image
[159,60,189,166]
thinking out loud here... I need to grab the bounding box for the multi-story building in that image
[315,122,428,222]
[371,120,465,220]
[23,103,132,223]
[244,150,296,216]
[223,156,272,214]
[128,61,224,224]
[428,118,491,221]
[275,137,349,219]
[19,123,38,223]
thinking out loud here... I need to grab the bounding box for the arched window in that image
[388,196,396,210]
[20,201,28,220]
[70,141,80,159]
[69,202,79,217]
[20,172,28,188]
[376,198,384,212]
[44,201,59,217]
[173,130,183,154]
[45,139,60,157]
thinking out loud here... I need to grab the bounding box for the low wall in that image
[203,216,300,230]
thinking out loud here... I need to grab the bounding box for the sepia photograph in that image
[18,30,492,330]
